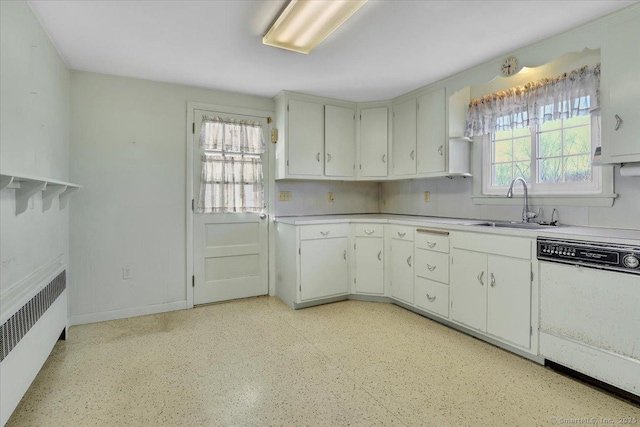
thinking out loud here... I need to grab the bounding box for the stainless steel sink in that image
[472,221,556,229]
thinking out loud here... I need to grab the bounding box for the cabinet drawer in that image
[415,277,449,318]
[355,223,384,238]
[415,229,449,253]
[299,223,349,240]
[415,249,449,284]
[389,225,414,241]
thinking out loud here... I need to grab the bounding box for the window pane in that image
[540,118,562,132]
[564,155,592,182]
[538,158,562,183]
[493,163,512,186]
[539,130,562,158]
[564,114,590,128]
[513,137,531,161]
[513,161,531,183]
[563,126,591,155]
[494,129,512,141]
[494,139,512,162]
[512,126,530,139]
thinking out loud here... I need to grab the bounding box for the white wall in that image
[69,72,275,321]
[275,181,379,216]
[0,0,70,297]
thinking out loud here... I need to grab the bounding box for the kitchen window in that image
[484,98,601,195]
[466,63,604,197]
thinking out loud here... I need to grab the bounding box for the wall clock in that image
[501,56,519,77]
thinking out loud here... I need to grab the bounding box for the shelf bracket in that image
[15,180,47,215]
[0,175,15,190]
[59,186,79,210]
[42,184,67,212]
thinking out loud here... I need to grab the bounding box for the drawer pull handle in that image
[320,231,330,236]
[426,294,436,302]
[343,250,347,260]
[426,242,437,248]
[490,272,496,287]
[364,230,375,235]
[416,229,449,236]
[426,264,436,272]
[477,271,484,286]
[615,114,623,131]
[407,256,412,267]
[326,153,332,162]
[397,232,406,238]
[382,154,386,164]
[410,150,415,160]
[316,152,321,162]
[438,145,443,156]
[377,251,382,261]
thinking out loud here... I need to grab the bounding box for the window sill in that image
[472,193,617,207]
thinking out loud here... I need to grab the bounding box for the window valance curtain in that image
[197,117,265,213]
[465,63,600,137]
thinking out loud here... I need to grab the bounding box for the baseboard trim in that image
[68,301,187,326]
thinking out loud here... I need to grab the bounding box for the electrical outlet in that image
[328,192,334,203]
[278,191,292,202]
[122,265,133,280]
[423,191,430,202]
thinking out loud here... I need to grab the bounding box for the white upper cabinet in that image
[287,99,324,177]
[417,88,446,174]
[324,105,356,178]
[274,92,356,180]
[601,13,640,163]
[392,98,417,176]
[358,107,388,178]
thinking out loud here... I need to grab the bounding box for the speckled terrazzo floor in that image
[7,297,640,426]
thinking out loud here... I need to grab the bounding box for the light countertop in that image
[274,214,640,245]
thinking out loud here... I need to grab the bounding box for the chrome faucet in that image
[506,177,539,223]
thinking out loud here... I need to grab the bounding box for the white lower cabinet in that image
[300,237,349,301]
[390,237,414,304]
[450,233,533,349]
[415,277,449,317]
[354,235,384,295]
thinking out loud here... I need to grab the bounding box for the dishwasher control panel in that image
[537,238,640,274]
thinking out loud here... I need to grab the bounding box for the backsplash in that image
[275,181,379,216]
[380,166,640,229]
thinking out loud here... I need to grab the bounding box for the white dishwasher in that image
[537,237,640,398]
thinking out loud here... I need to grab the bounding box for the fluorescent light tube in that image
[263,0,368,54]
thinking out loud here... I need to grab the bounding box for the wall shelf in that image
[0,172,82,215]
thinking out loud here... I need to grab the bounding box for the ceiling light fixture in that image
[263,0,368,54]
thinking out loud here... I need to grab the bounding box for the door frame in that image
[186,102,276,308]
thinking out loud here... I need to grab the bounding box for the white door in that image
[390,238,414,304]
[288,99,324,176]
[355,236,384,294]
[417,88,446,174]
[192,109,269,305]
[359,107,388,178]
[300,238,349,301]
[324,105,355,178]
[450,249,487,331]
[392,98,417,176]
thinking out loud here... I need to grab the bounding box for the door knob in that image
[259,213,267,219]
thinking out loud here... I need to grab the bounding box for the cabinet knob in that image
[426,264,436,272]
[377,251,382,261]
[426,294,436,302]
[407,256,412,267]
[382,154,386,164]
[397,232,406,238]
[426,242,437,248]
[343,250,347,260]
[490,272,496,287]
[327,153,332,162]
[320,230,330,236]
[615,114,623,131]
[477,271,485,286]
[438,145,443,156]
[410,150,415,160]
[316,152,321,162]
[364,229,375,235]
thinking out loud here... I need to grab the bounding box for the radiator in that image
[0,269,67,426]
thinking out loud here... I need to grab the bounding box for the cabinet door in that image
[450,249,487,332]
[325,105,355,178]
[288,99,324,176]
[300,238,348,301]
[417,88,446,174]
[355,237,384,294]
[602,15,640,162]
[359,107,388,177]
[487,256,531,349]
[390,239,414,304]
[392,98,417,176]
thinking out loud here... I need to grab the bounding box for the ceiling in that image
[29,0,635,102]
